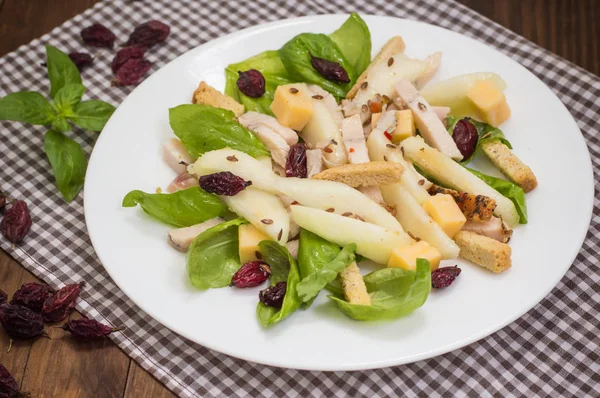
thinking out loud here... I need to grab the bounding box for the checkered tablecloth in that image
[1,0,599,396]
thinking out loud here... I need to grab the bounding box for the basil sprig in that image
[0,45,116,202]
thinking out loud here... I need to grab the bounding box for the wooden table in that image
[0,1,598,396]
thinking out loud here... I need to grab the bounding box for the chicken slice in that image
[163,138,194,174]
[432,106,451,122]
[166,173,199,193]
[306,149,324,178]
[341,114,370,164]
[462,217,513,243]
[245,124,290,168]
[238,112,298,145]
[168,217,225,252]
[286,239,300,259]
[307,85,344,126]
[395,79,463,160]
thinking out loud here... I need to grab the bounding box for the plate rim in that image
[84,13,595,371]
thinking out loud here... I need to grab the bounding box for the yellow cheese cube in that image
[387,241,441,271]
[423,194,467,238]
[371,112,381,128]
[392,110,415,143]
[270,84,313,130]
[467,80,511,127]
[238,223,271,264]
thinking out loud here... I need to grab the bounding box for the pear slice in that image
[291,205,412,265]
[420,72,507,119]
[401,136,519,226]
[223,187,289,244]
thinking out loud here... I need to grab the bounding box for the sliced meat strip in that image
[168,217,225,252]
[462,217,513,243]
[163,138,194,174]
[238,111,298,145]
[166,173,199,193]
[306,149,324,178]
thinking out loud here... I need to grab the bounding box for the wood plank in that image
[0,254,33,391]
[124,361,176,398]
[20,310,130,398]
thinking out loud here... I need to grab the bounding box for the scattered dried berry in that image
[285,143,307,178]
[310,53,350,83]
[68,52,93,72]
[111,46,146,73]
[0,304,44,339]
[431,266,462,289]
[259,281,287,309]
[0,290,6,306]
[0,200,32,244]
[199,172,252,196]
[0,363,27,398]
[236,69,265,98]
[60,318,121,341]
[11,283,52,313]
[125,20,170,48]
[231,261,271,288]
[81,23,116,48]
[41,282,84,323]
[452,118,478,159]
[112,58,152,86]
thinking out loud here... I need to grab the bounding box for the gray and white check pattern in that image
[1,1,599,396]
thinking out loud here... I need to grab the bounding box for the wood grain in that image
[0,1,598,397]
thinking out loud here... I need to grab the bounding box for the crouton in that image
[428,185,496,221]
[192,81,245,117]
[480,140,537,192]
[454,230,511,273]
[346,36,406,100]
[339,261,371,305]
[311,161,403,188]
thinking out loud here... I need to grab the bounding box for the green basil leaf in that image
[53,83,86,117]
[46,45,82,99]
[329,259,431,321]
[70,100,116,132]
[296,243,356,305]
[122,187,228,227]
[0,92,55,125]
[329,13,372,77]
[278,33,356,98]
[51,116,71,132]
[256,241,302,326]
[43,130,87,202]
[169,104,270,158]
[187,218,248,289]
[224,50,294,115]
[466,168,528,224]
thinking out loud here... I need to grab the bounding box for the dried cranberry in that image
[41,282,84,323]
[11,283,52,313]
[60,318,121,341]
[0,290,6,306]
[0,192,6,212]
[431,266,462,289]
[231,261,271,288]
[310,53,350,83]
[80,23,116,48]
[236,69,265,98]
[125,20,170,48]
[199,172,252,196]
[112,58,152,86]
[452,119,478,159]
[285,143,307,178]
[0,363,27,398]
[0,200,32,244]
[0,304,44,339]
[111,46,146,73]
[68,52,93,72]
[259,281,287,309]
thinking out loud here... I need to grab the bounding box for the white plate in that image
[84,15,594,370]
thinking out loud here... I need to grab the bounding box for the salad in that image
[123,13,537,326]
